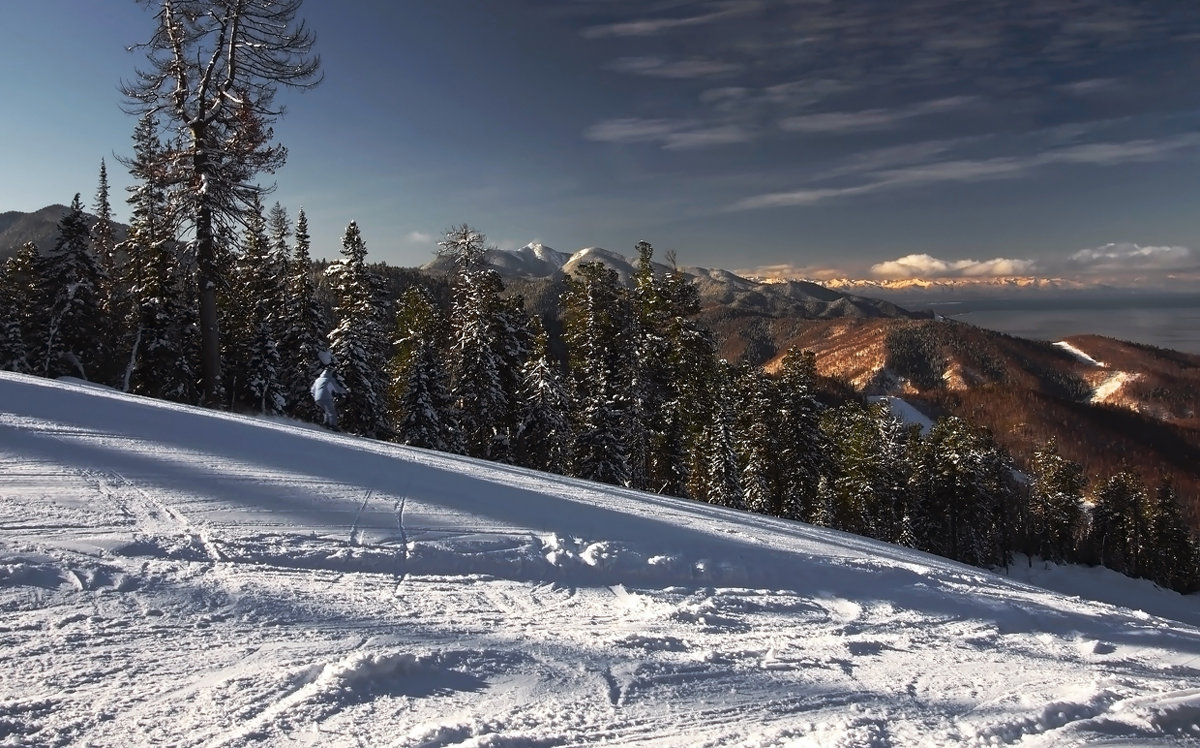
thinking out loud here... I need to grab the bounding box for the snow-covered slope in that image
[2,372,1199,746]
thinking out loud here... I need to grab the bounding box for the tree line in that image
[1,185,1197,591]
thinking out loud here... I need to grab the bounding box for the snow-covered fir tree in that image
[1142,476,1200,592]
[119,112,196,402]
[776,347,825,519]
[698,360,744,509]
[1027,439,1086,563]
[40,195,109,380]
[1088,470,1147,578]
[735,366,780,516]
[631,241,703,494]
[440,225,513,461]
[562,261,635,486]
[277,208,330,421]
[513,323,572,474]
[226,195,286,413]
[0,242,45,374]
[325,221,390,438]
[911,416,1014,568]
[388,286,460,452]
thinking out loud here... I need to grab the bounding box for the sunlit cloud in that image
[869,253,1038,279]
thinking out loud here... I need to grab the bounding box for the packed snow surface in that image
[2,371,1199,747]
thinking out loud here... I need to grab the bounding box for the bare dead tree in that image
[122,0,320,406]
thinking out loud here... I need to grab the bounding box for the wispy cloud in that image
[733,133,1200,209]
[610,56,741,79]
[870,253,1037,279]
[581,3,746,39]
[778,96,978,134]
[585,118,751,149]
[405,231,435,244]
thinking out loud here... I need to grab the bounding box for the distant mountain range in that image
[422,242,915,321]
[0,204,127,261]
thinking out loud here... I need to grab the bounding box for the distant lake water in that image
[914,294,1200,355]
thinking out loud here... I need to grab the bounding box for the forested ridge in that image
[2,184,1198,591]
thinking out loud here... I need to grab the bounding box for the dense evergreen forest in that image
[1,161,1198,592]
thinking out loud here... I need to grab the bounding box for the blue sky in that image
[3,0,1200,282]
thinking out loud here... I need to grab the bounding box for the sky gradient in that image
[3,0,1200,283]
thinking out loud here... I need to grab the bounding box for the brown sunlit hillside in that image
[724,316,1200,529]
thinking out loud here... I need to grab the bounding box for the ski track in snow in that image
[1,372,1199,746]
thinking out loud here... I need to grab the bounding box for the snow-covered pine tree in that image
[278,208,330,421]
[226,195,286,413]
[440,225,512,461]
[119,112,196,402]
[776,347,825,520]
[699,360,744,509]
[911,416,1013,568]
[40,195,109,380]
[1027,439,1086,563]
[267,202,292,280]
[631,241,704,494]
[562,261,635,486]
[513,321,571,474]
[0,242,45,374]
[734,365,780,516]
[1088,470,1147,578]
[91,159,126,385]
[325,221,390,438]
[388,285,459,452]
[1141,476,1200,592]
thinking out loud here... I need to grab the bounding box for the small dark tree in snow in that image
[123,0,321,406]
[326,221,390,438]
[389,286,459,452]
[277,208,330,421]
[41,195,109,380]
[821,401,911,541]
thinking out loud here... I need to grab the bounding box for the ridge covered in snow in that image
[2,372,1199,746]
